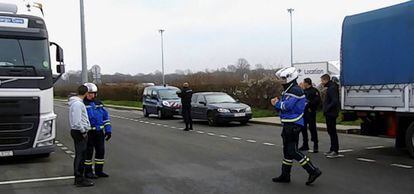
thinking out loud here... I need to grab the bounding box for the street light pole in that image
[159,29,165,86]
[80,0,88,83]
[287,8,294,67]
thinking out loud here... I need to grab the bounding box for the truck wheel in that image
[405,122,414,158]
[143,107,149,117]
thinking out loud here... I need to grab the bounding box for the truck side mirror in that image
[50,42,64,63]
[57,64,65,74]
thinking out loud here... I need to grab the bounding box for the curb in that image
[55,99,359,134]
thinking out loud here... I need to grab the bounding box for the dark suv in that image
[142,86,181,118]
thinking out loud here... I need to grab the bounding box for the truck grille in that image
[0,123,33,132]
[0,97,39,151]
[0,137,30,147]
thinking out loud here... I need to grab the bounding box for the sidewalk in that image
[250,117,360,134]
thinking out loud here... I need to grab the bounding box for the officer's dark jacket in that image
[323,81,340,117]
[83,99,112,133]
[177,87,193,109]
[274,82,306,126]
[304,86,321,112]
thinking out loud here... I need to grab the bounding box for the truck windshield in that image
[0,38,50,70]
[159,89,179,100]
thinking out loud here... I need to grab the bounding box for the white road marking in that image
[232,137,242,140]
[0,176,75,185]
[163,125,169,127]
[56,143,63,147]
[61,147,68,150]
[197,131,205,134]
[65,150,74,154]
[55,140,59,143]
[246,140,256,143]
[263,142,275,146]
[207,133,215,136]
[366,145,385,150]
[171,126,177,129]
[70,155,75,158]
[339,149,354,153]
[391,164,413,169]
[157,124,162,126]
[219,135,227,138]
[356,158,376,162]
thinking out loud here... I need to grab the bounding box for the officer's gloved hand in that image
[105,132,112,141]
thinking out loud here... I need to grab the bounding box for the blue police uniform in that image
[272,81,320,184]
[83,99,112,177]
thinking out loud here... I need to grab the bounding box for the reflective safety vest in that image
[274,84,306,126]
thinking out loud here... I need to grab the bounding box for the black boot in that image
[299,143,309,151]
[95,163,109,178]
[313,143,319,153]
[84,163,98,179]
[306,168,322,186]
[272,163,291,183]
[74,177,94,187]
[301,158,321,185]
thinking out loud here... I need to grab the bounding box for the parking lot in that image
[0,101,413,194]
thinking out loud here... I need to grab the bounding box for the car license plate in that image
[0,151,13,157]
[234,113,246,117]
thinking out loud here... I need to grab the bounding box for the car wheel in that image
[406,122,414,158]
[143,107,149,117]
[207,111,216,126]
[157,109,164,119]
[240,120,249,125]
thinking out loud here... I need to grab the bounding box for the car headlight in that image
[245,107,252,113]
[217,108,230,113]
[37,120,53,141]
[162,101,170,107]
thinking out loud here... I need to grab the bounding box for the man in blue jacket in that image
[271,67,322,186]
[83,83,112,179]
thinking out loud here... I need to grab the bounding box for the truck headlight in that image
[36,140,54,147]
[38,120,53,141]
[245,107,252,113]
[217,108,230,113]
[162,101,170,107]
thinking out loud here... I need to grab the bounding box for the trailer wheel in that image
[406,122,414,158]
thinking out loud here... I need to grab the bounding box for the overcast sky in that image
[3,0,409,74]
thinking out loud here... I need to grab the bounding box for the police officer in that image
[83,83,112,178]
[271,67,322,185]
[299,78,321,153]
[177,82,193,131]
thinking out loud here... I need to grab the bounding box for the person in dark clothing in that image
[299,78,321,153]
[321,74,341,158]
[68,85,94,187]
[177,82,193,131]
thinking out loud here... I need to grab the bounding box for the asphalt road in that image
[0,101,413,194]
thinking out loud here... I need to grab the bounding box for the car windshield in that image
[0,38,50,70]
[159,89,179,100]
[205,94,236,104]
